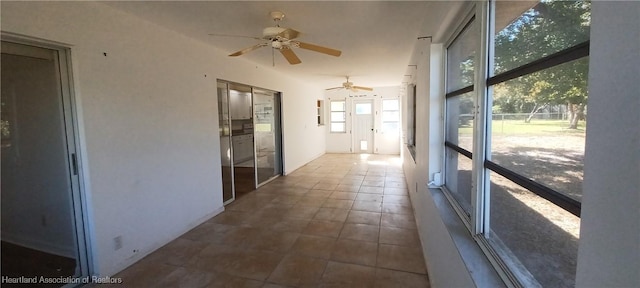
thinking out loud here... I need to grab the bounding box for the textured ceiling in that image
[104,1,459,89]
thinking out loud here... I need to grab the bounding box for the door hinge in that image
[71,153,78,175]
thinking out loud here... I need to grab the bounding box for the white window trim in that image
[381,99,400,134]
[329,100,347,133]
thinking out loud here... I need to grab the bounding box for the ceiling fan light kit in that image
[213,11,342,65]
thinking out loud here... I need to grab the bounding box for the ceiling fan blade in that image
[325,87,344,90]
[297,41,342,57]
[353,86,374,91]
[208,33,262,40]
[229,43,268,56]
[279,48,302,65]
[277,28,300,40]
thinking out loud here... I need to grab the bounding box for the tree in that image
[492,0,590,128]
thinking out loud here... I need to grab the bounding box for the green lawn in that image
[459,120,586,135]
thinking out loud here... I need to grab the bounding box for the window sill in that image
[429,187,506,288]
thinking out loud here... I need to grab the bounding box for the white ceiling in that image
[103,1,460,89]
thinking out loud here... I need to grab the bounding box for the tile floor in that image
[107,154,429,287]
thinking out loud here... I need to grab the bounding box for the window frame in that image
[442,9,480,232]
[329,100,347,133]
[440,1,590,286]
[317,100,325,126]
[406,84,417,159]
[381,99,400,135]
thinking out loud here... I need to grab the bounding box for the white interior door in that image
[353,100,374,153]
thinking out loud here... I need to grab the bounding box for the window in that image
[444,16,477,216]
[317,100,324,126]
[442,1,590,287]
[330,100,346,133]
[406,84,417,158]
[381,99,400,135]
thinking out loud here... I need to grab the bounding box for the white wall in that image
[1,1,325,276]
[575,2,640,287]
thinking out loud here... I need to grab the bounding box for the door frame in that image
[218,79,285,195]
[351,99,375,154]
[1,32,93,277]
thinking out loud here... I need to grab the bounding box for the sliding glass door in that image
[217,80,282,203]
[253,88,282,185]
[217,81,234,204]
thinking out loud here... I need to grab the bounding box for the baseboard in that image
[100,205,225,277]
[284,151,325,175]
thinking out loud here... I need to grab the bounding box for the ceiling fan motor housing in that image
[263,27,286,39]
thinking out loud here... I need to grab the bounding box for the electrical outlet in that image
[113,236,123,251]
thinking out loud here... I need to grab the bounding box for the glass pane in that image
[445,91,474,152]
[331,112,345,122]
[488,171,579,287]
[331,123,346,133]
[217,82,234,203]
[355,103,371,115]
[331,101,345,111]
[1,44,79,278]
[444,148,472,215]
[382,99,399,111]
[382,111,399,122]
[494,0,591,75]
[490,58,588,201]
[254,90,282,184]
[382,122,398,134]
[447,19,477,93]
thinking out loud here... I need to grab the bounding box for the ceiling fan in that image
[326,76,373,92]
[210,11,341,65]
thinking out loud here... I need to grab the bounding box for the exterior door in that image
[353,99,374,153]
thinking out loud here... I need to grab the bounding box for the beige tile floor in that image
[107,154,429,287]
